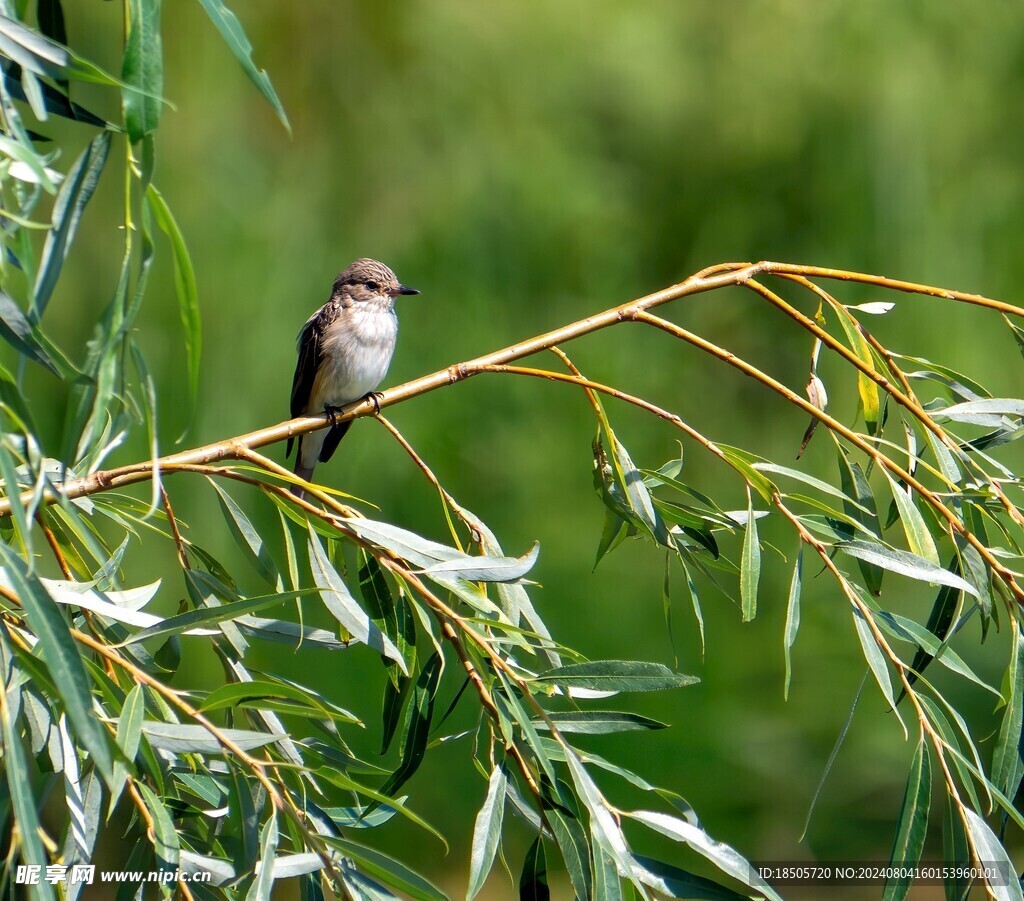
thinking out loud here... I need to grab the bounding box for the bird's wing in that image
[287,306,329,457]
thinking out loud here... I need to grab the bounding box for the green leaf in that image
[835,308,881,434]
[540,738,690,808]
[594,428,671,550]
[110,684,145,809]
[419,540,539,582]
[957,540,993,616]
[882,740,931,901]
[4,72,109,127]
[918,697,982,814]
[563,748,637,886]
[0,689,56,901]
[630,810,783,901]
[536,711,667,734]
[121,589,312,645]
[141,722,284,754]
[321,836,445,901]
[0,442,32,563]
[121,0,163,141]
[137,782,179,871]
[899,355,991,401]
[493,678,556,785]
[195,0,290,132]
[876,612,996,698]
[533,660,698,693]
[0,544,114,781]
[961,809,1024,901]
[898,568,962,701]
[312,766,447,846]
[147,185,201,426]
[359,548,416,681]
[852,607,900,723]
[942,791,971,901]
[468,763,507,899]
[992,625,1024,803]
[199,679,360,724]
[0,13,128,87]
[678,555,705,657]
[1002,313,1024,361]
[595,506,629,567]
[209,479,278,585]
[380,652,442,797]
[519,836,549,901]
[753,462,873,514]
[246,812,278,900]
[884,471,939,565]
[0,290,59,373]
[784,546,802,700]
[718,444,776,501]
[837,446,883,593]
[227,762,260,874]
[593,845,623,901]
[130,343,161,513]
[924,429,963,486]
[33,133,111,319]
[343,518,463,567]
[635,855,752,899]
[236,616,347,650]
[321,803,401,829]
[546,807,592,901]
[740,488,760,622]
[63,744,102,865]
[307,528,407,671]
[937,397,1024,423]
[381,676,408,754]
[837,541,978,597]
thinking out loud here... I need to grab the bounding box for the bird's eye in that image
[365,280,380,292]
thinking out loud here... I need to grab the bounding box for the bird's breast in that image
[312,307,398,408]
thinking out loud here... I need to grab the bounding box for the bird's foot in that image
[324,404,343,427]
[363,391,385,416]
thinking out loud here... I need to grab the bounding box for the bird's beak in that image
[389,284,420,297]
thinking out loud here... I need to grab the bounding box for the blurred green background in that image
[23,1,1024,895]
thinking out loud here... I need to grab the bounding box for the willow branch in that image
[6,260,1017,519]
[1,262,766,517]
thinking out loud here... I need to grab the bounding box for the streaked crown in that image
[331,258,419,301]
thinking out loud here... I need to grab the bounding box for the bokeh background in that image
[23,1,1024,897]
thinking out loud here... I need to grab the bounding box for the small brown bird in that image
[287,259,419,495]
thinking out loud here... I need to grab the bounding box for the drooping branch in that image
[2,260,1021,520]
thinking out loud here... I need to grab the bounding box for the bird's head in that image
[332,258,419,307]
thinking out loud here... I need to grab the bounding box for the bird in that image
[287,258,420,496]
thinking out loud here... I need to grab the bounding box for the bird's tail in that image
[292,463,315,500]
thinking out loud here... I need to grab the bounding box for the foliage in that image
[0,4,1023,901]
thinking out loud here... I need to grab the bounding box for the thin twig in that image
[372,414,476,544]
[160,485,191,571]
[37,516,72,580]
